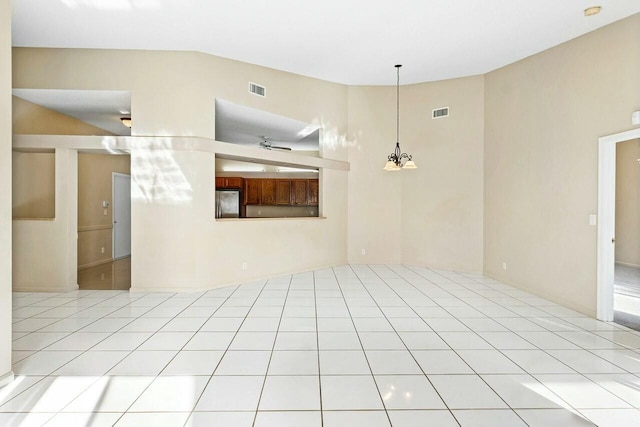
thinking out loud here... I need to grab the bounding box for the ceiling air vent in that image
[249,82,266,97]
[432,107,449,119]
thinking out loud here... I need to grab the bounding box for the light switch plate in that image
[589,214,597,226]
[633,111,640,126]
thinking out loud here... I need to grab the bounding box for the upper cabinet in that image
[276,180,292,205]
[291,180,308,205]
[308,180,319,206]
[216,177,244,189]
[241,178,318,206]
[261,179,277,205]
[226,177,244,188]
[244,179,261,205]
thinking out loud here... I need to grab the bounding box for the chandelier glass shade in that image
[120,117,132,128]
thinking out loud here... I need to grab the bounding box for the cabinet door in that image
[261,179,277,205]
[226,177,244,189]
[307,179,319,206]
[291,180,308,205]
[215,177,226,189]
[244,179,261,205]
[276,180,292,205]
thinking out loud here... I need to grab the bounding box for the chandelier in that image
[384,65,417,171]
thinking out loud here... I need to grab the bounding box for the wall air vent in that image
[432,107,449,119]
[249,82,266,97]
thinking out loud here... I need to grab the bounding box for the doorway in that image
[77,153,131,290]
[612,139,640,330]
[597,128,640,328]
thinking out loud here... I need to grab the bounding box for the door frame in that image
[597,128,640,321]
[112,172,131,260]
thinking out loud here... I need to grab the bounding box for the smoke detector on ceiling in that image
[584,6,601,16]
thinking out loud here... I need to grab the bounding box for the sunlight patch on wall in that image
[310,117,353,156]
[130,141,193,205]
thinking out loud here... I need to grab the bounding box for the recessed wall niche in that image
[215,98,320,156]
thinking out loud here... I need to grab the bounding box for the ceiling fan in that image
[258,136,292,151]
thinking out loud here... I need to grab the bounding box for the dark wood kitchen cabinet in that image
[291,180,308,205]
[238,177,319,206]
[276,180,292,205]
[216,177,244,189]
[261,179,277,205]
[307,180,319,206]
[243,179,261,205]
[225,177,244,188]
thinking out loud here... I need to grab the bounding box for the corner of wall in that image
[0,0,12,385]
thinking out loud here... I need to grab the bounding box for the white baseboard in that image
[130,262,343,293]
[0,371,14,389]
[483,270,596,318]
[615,261,640,269]
[12,284,80,293]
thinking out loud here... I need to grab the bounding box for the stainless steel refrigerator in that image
[215,189,241,218]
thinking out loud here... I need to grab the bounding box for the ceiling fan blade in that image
[258,140,292,151]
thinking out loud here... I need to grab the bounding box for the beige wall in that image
[13,149,78,292]
[615,139,640,267]
[401,77,484,272]
[484,15,640,315]
[347,85,402,264]
[0,0,12,385]
[12,151,54,218]
[13,96,113,135]
[130,149,346,290]
[347,76,484,271]
[13,48,349,291]
[78,153,130,269]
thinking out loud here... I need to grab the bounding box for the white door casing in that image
[112,173,131,260]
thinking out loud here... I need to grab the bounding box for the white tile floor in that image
[3,265,640,426]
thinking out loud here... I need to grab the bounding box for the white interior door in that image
[113,173,131,259]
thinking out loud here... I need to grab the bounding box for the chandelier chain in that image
[397,64,400,144]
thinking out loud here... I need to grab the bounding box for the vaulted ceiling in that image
[11,0,640,85]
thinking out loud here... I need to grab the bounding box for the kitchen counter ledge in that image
[216,216,326,222]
